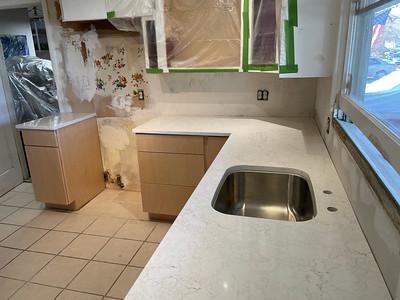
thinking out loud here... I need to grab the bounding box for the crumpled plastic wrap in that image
[163,0,242,68]
[6,56,59,123]
[106,0,154,31]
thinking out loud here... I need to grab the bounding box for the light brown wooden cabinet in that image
[137,134,228,218]
[22,117,105,210]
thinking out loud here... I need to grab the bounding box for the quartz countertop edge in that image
[15,113,96,131]
[128,116,390,300]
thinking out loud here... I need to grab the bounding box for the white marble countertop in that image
[128,116,390,300]
[15,113,96,131]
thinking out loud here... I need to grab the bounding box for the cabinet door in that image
[141,183,194,216]
[25,146,69,205]
[163,0,242,69]
[60,0,107,21]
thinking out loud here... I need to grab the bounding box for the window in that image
[340,0,400,173]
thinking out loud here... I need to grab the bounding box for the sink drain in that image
[327,207,338,212]
[323,190,333,195]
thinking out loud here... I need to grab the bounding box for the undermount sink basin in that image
[212,167,316,222]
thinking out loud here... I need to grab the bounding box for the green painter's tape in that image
[279,65,298,73]
[106,11,115,19]
[242,0,250,72]
[146,68,164,74]
[248,64,279,71]
[280,0,298,74]
[168,68,239,73]
[288,0,298,26]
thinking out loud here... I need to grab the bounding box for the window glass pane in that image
[350,1,400,136]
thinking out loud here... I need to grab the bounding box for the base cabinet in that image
[22,118,105,210]
[137,134,228,218]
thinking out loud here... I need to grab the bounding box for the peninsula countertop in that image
[127,116,390,299]
[15,113,96,131]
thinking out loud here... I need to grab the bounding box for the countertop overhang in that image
[128,116,390,299]
[15,113,96,131]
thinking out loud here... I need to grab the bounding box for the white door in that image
[0,68,23,196]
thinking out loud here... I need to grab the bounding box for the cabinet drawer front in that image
[136,134,204,154]
[141,183,194,216]
[25,146,69,205]
[22,130,58,147]
[138,152,205,186]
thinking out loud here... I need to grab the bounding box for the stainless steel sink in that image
[212,168,316,222]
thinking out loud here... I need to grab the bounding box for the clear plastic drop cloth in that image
[106,0,154,31]
[6,56,59,123]
[250,0,278,65]
[163,0,242,68]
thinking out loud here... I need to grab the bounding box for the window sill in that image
[333,118,400,232]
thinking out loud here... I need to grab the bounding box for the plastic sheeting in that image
[6,56,59,123]
[250,0,278,65]
[106,0,154,31]
[163,0,241,68]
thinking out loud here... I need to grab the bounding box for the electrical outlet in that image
[257,90,263,100]
[262,89,269,100]
[137,89,144,100]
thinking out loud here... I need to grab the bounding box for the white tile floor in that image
[0,183,171,299]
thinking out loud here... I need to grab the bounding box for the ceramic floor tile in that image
[29,231,78,254]
[0,246,22,269]
[54,215,97,233]
[94,238,142,265]
[56,290,102,300]
[114,220,156,241]
[67,261,124,295]
[1,192,35,207]
[0,251,54,281]
[12,183,34,194]
[83,217,126,237]
[107,266,142,299]
[0,227,48,250]
[10,282,62,300]
[129,242,158,268]
[60,234,109,259]
[27,211,69,229]
[0,223,20,241]
[146,222,172,243]
[25,200,46,210]
[1,208,42,225]
[31,256,88,288]
[0,277,25,300]
[0,206,19,221]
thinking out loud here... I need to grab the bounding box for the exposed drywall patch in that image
[97,118,140,191]
[99,124,130,151]
[63,30,99,102]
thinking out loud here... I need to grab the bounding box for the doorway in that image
[0,3,59,193]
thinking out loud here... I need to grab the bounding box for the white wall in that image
[0,8,36,57]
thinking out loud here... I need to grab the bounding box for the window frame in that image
[339,0,400,174]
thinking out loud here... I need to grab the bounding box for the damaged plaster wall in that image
[45,0,317,191]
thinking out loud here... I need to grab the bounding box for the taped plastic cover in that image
[106,0,154,31]
[249,0,278,65]
[6,56,59,123]
[163,0,241,68]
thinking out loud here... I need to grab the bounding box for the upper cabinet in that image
[60,0,107,22]
[141,0,339,77]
